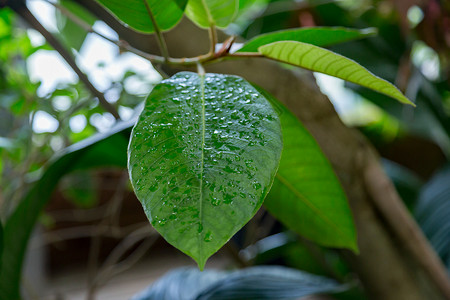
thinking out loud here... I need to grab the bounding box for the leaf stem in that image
[208,24,218,55]
[142,0,170,61]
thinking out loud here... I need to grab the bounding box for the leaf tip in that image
[196,257,208,271]
[361,27,378,36]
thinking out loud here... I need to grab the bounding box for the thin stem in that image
[143,1,170,60]
[229,52,264,58]
[13,5,121,119]
[208,24,218,55]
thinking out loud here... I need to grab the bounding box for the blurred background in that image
[0,0,449,299]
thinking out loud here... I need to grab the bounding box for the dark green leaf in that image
[259,41,414,105]
[238,27,377,52]
[0,121,132,300]
[132,266,348,300]
[415,165,450,269]
[128,72,282,269]
[255,87,358,252]
[95,0,188,33]
[185,0,238,28]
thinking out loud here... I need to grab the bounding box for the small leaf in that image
[238,27,377,53]
[185,0,238,28]
[128,72,282,269]
[255,86,358,252]
[259,41,414,106]
[132,266,348,300]
[96,0,187,33]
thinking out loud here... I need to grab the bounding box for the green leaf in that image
[185,0,238,28]
[259,41,414,106]
[238,27,377,53]
[128,72,282,269]
[95,0,188,33]
[0,121,132,300]
[255,86,358,252]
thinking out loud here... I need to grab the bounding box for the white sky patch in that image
[32,110,59,133]
[52,96,72,111]
[118,106,134,120]
[90,113,116,132]
[27,29,46,47]
[314,73,360,114]
[27,50,78,97]
[69,115,87,133]
[27,0,58,33]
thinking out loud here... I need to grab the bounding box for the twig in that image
[143,0,169,60]
[12,5,121,119]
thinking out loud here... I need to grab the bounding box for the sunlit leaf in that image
[238,27,377,52]
[185,0,238,28]
[128,72,282,269]
[255,87,358,251]
[96,0,188,33]
[259,41,414,105]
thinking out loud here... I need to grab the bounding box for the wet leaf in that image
[259,41,414,105]
[128,72,282,269]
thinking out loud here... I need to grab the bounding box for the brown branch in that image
[11,5,121,119]
[364,159,450,298]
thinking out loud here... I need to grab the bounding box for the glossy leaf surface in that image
[132,266,347,300]
[257,87,358,251]
[238,27,377,52]
[96,0,187,33]
[259,41,414,105]
[128,72,282,269]
[185,0,238,28]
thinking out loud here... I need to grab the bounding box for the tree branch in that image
[12,4,121,120]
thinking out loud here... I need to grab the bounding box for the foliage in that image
[132,266,348,300]
[1,0,449,299]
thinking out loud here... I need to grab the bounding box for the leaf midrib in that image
[198,74,207,263]
[275,173,351,243]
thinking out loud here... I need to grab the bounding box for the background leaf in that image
[415,165,450,270]
[132,266,348,300]
[128,72,282,269]
[238,27,377,53]
[95,0,187,33]
[0,121,132,300]
[259,41,414,105]
[185,0,238,28]
[255,86,358,251]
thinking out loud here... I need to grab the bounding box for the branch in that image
[11,4,121,119]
